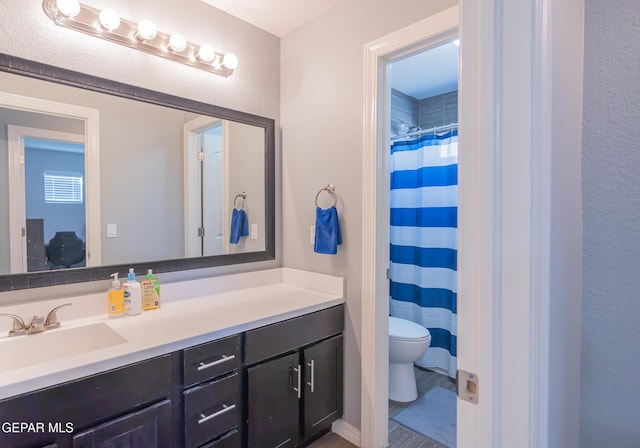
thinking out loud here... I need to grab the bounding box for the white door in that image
[183,116,226,257]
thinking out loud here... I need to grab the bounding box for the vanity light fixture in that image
[42,0,238,77]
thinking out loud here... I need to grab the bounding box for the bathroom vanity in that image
[0,269,344,448]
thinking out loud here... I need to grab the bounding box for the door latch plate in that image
[457,369,479,404]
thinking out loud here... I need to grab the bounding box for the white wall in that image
[0,0,281,301]
[581,0,640,445]
[227,122,266,254]
[280,0,457,430]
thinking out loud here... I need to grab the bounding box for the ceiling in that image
[200,0,345,37]
[391,41,459,100]
[200,0,459,100]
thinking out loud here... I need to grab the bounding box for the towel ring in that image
[315,184,337,208]
[234,192,247,209]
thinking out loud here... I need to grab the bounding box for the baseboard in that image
[332,419,361,447]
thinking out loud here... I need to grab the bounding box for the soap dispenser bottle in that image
[108,272,125,318]
[141,269,161,311]
[123,268,142,316]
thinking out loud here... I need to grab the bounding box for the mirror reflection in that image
[0,70,266,276]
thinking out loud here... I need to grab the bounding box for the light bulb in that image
[452,39,460,47]
[56,0,80,17]
[222,53,238,70]
[168,34,187,52]
[99,8,120,31]
[197,44,215,63]
[136,19,157,41]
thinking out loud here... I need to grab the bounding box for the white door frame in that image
[1,91,101,271]
[361,8,462,448]
[361,0,573,445]
[7,126,84,272]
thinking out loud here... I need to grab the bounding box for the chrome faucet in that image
[0,303,72,336]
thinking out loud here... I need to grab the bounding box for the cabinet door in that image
[72,399,171,448]
[302,335,343,441]
[246,352,300,448]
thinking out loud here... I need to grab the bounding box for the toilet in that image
[388,316,431,402]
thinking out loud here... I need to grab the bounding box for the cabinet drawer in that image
[73,399,172,448]
[183,334,240,387]
[244,305,344,365]
[184,372,240,448]
[199,428,240,448]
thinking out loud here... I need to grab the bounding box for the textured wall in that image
[281,0,457,430]
[581,0,640,446]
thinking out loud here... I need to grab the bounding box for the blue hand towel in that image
[314,206,342,254]
[230,208,249,244]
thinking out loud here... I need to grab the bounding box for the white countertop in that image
[0,268,344,400]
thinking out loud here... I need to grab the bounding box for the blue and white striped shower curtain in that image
[389,130,458,378]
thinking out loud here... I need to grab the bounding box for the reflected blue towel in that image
[230,208,249,244]
[314,206,342,254]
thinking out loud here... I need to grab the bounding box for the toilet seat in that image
[389,316,431,342]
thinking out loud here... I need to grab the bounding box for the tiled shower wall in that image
[391,88,458,137]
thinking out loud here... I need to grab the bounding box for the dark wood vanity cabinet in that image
[0,353,176,448]
[244,305,344,447]
[0,304,343,448]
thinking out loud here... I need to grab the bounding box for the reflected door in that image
[184,117,227,257]
[7,125,86,273]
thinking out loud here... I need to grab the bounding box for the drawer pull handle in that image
[293,364,302,399]
[197,354,236,371]
[307,359,315,393]
[198,404,236,425]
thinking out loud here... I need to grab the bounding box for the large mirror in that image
[0,53,275,292]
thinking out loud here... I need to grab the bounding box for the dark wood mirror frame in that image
[0,53,275,292]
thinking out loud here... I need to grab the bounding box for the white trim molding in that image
[331,419,361,447]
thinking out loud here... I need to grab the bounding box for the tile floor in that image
[310,367,456,448]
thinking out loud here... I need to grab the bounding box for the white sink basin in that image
[0,323,127,373]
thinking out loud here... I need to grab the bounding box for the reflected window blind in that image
[44,172,83,203]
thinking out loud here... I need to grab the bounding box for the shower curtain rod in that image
[390,122,458,141]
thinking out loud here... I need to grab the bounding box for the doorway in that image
[1,92,101,275]
[386,39,459,447]
[184,116,227,257]
[360,6,468,448]
[9,128,87,272]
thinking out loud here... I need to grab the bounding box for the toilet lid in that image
[389,316,431,341]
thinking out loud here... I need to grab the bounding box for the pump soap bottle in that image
[108,272,124,318]
[123,268,142,316]
[141,269,161,311]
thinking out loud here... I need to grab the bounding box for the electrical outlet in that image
[251,223,258,240]
[310,225,315,245]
